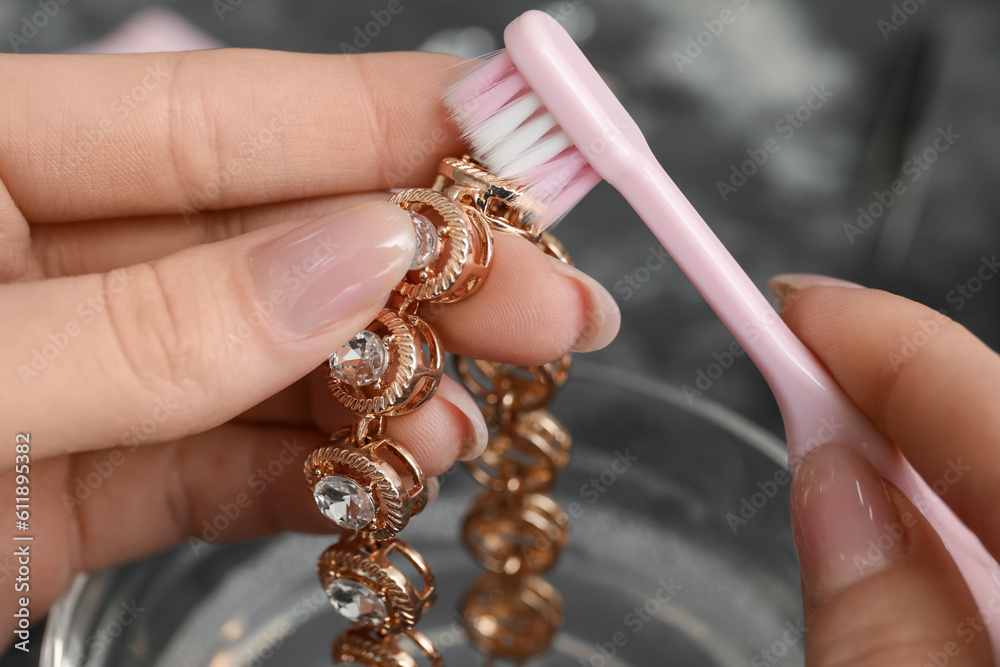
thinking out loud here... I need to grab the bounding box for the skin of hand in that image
[769,273,999,667]
[0,49,621,648]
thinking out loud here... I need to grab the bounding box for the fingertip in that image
[799,481,992,667]
[384,385,480,477]
[545,255,621,354]
[426,476,441,505]
[791,444,904,605]
[767,273,864,311]
[436,374,488,461]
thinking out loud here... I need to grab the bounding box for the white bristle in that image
[497,130,572,177]
[485,112,558,173]
[446,52,601,228]
[467,93,542,158]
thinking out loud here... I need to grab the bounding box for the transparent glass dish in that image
[42,361,804,667]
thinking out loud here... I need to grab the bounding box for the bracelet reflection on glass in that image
[455,280,573,660]
[303,155,574,665]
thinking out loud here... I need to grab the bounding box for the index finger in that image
[774,277,1000,560]
[0,49,466,223]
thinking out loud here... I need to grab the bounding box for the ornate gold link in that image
[318,535,437,634]
[305,427,429,540]
[327,308,444,416]
[455,354,572,417]
[332,626,443,666]
[310,156,582,664]
[464,409,572,494]
[460,572,563,661]
[462,490,570,575]
[389,188,493,303]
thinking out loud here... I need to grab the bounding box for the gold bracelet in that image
[305,156,573,665]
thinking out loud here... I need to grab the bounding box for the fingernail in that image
[250,202,416,337]
[791,444,906,604]
[546,256,621,353]
[768,273,864,311]
[426,476,441,505]
[436,377,488,461]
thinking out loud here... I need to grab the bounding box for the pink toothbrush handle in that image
[501,9,1000,655]
[628,163,1000,650]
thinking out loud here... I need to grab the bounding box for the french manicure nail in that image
[250,202,416,337]
[791,444,907,604]
[767,273,864,310]
[546,256,621,353]
[426,476,441,505]
[436,377,489,461]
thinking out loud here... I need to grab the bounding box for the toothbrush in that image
[446,9,1000,653]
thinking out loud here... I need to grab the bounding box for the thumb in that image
[792,444,992,666]
[1,201,415,459]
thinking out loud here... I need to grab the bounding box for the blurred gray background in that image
[2,0,998,664]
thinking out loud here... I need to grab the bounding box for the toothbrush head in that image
[445,11,648,229]
[444,48,601,229]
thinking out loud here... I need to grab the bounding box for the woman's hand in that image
[771,273,998,666]
[0,48,620,644]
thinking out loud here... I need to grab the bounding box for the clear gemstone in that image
[329,330,388,386]
[313,476,376,530]
[325,578,387,624]
[409,211,440,270]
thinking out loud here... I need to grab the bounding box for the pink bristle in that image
[445,51,601,230]
[444,51,517,127]
[519,149,601,225]
[455,71,527,133]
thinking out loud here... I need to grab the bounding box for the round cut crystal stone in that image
[325,578,387,624]
[313,475,376,530]
[329,330,388,386]
[409,210,440,270]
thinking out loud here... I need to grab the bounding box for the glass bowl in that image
[42,361,804,667]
